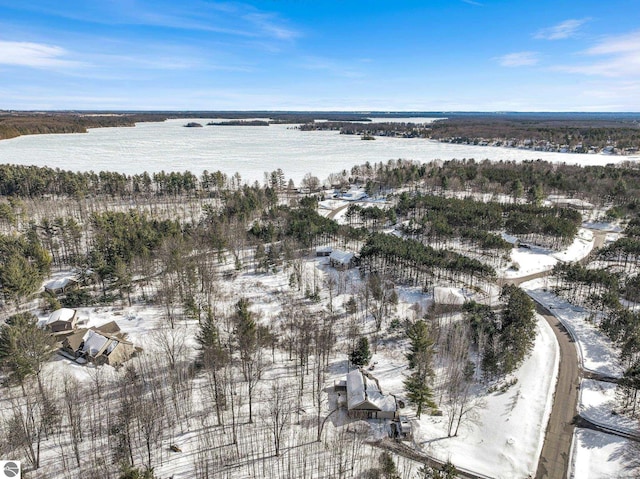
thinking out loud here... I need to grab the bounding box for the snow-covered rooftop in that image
[346,369,396,412]
[45,277,76,291]
[46,308,76,325]
[330,250,355,264]
[82,330,110,357]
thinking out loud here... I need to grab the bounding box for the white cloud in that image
[496,51,539,67]
[535,19,588,40]
[584,30,640,55]
[244,13,300,41]
[555,29,640,77]
[461,0,483,6]
[0,41,83,69]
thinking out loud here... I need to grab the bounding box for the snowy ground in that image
[413,314,559,479]
[38,262,560,479]
[580,380,640,436]
[520,279,636,478]
[13,221,618,478]
[501,228,594,279]
[571,429,634,479]
[521,279,622,378]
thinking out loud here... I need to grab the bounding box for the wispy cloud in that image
[244,13,299,41]
[555,29,640,77]
[0,41,84,69]
[461,0,483,6]
[4,1,301,41]
[534,19,588,40]
[496,51,539,67]
[584,29,640,55]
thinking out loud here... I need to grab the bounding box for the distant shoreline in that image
[1,111,639,159]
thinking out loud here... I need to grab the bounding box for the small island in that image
[207,120,270,126]
[361,134,375,140]
[183,122,203,128]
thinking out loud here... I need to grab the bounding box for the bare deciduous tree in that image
[264,380,292,456]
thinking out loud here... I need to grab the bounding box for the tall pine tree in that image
[404,320,437,418]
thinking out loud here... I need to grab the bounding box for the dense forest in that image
[0,113,168,140]
[299,115,640,153]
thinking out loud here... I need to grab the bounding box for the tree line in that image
[345,158,640,209]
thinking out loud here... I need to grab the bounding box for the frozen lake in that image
[0,118,635,185]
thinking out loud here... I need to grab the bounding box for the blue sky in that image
[1,0,639,111]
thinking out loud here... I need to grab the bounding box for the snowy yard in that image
[580,380,640,436]
[571,429,634,479]
[501,228,594,279]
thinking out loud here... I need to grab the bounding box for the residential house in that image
[45,308,78,334]
[329,250,356,270]
[44,277,78,295]
[316,246,333,257]
[61,321,137,367]
[346,368,398,420]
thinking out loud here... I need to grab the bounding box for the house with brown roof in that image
[61,321,137,367]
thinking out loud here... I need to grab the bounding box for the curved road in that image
[533,302,580,479]
[503,229,608,479]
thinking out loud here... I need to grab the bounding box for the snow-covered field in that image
[4,249,572,479]
[501,228,594,279]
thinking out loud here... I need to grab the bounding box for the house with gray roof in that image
[346,368,398,420]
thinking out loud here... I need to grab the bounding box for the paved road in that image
[506,229,608,478]
[533,302,580,479]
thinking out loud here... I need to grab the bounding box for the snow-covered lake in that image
[0,118,636,185]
